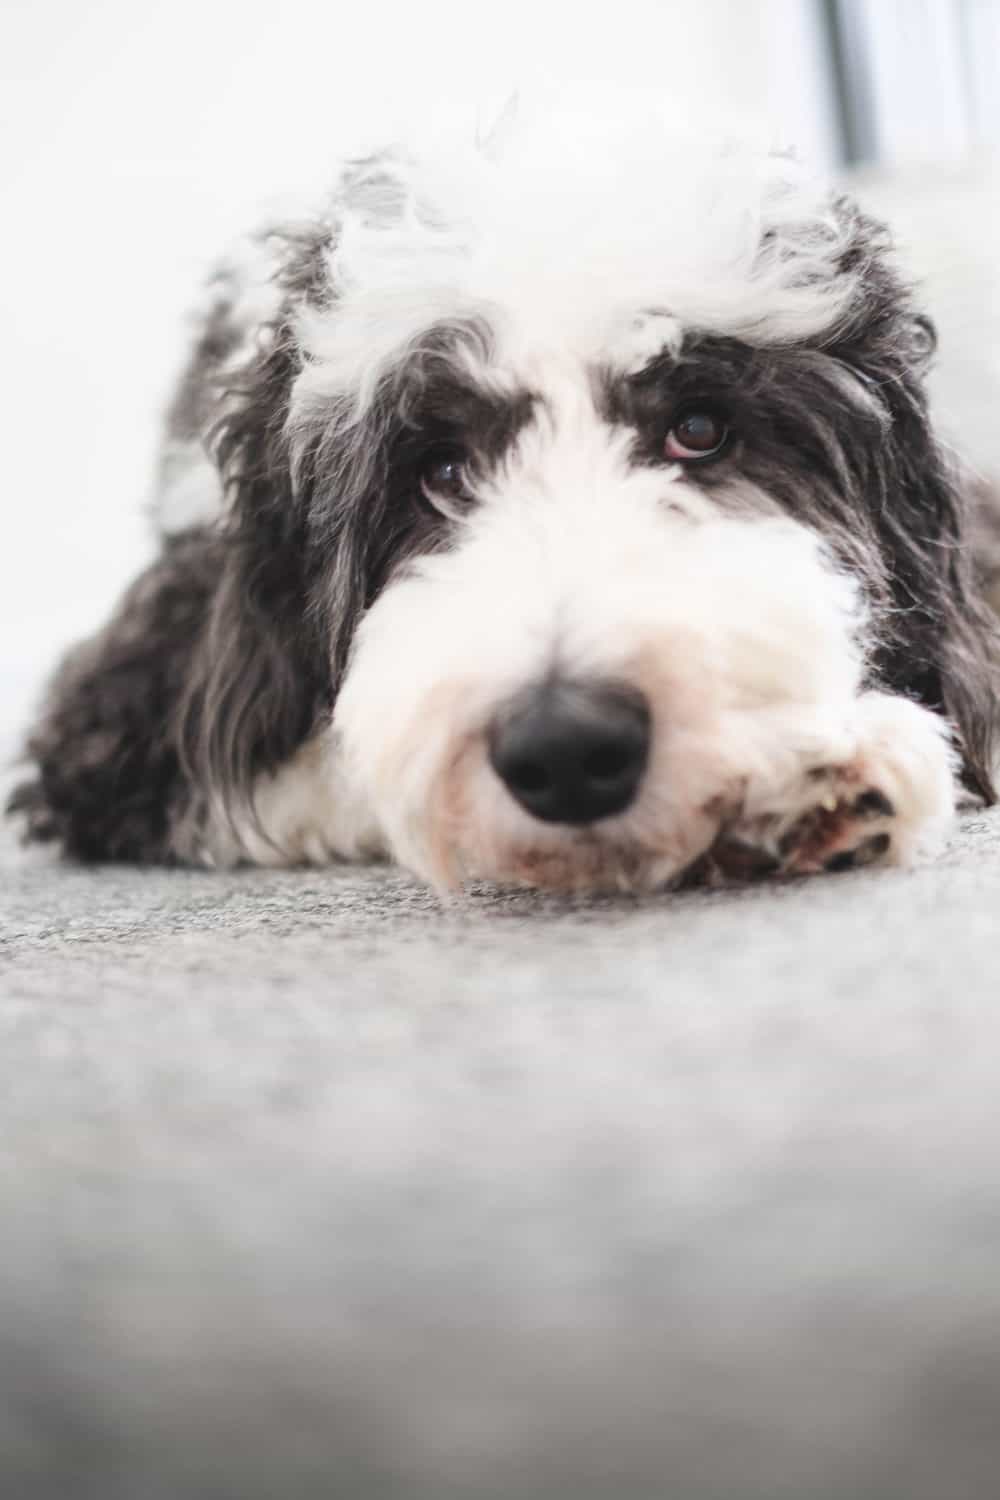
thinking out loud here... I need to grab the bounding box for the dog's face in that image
[329,347,868,891]
[183,119,993,888]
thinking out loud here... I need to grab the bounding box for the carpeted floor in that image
[3,808,1000,1499]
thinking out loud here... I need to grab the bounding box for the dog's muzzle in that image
[488,678,651,825]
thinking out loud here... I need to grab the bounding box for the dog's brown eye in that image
[419,447,471,508]
[664,409,729,461]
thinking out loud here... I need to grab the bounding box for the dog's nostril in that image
[507,759,550,794]
[489,678,651,826]
[583,745,632,782]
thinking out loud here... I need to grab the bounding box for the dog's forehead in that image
[292,131,860,422]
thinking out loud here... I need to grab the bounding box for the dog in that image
[9,112,1000,892]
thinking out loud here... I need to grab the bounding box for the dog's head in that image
[180,117,997,888]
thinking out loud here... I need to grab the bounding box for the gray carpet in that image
[4,808,1000,1499]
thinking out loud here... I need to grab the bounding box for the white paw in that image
[693,693,958,884]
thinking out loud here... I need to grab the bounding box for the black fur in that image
[8,532,220,861]
[300,316,534,688]
[175,231,335,841]
[10,224,341,863]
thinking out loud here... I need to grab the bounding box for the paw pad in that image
[852,789,895,819]
[824,830,891,873]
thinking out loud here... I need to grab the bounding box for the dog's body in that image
[10,115,1000,891]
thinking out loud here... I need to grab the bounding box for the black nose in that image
[489,679,651,825]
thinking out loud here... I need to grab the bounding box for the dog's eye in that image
[664,408,730,461]
[419,446,472,509]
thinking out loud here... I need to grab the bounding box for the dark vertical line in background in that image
[818,0,879,165]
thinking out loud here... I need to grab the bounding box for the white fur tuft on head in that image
[292,107,858,431]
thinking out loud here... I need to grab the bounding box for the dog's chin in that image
[392,756,718,895]
[457,834,683,896]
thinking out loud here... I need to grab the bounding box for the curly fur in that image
[8,111,1000,884]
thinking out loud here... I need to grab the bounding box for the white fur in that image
[196,735,383,869]
[291,115,858,438]
[730,692,957,869]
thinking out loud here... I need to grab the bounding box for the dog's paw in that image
[710,770,899,881]
[691,693,957,886]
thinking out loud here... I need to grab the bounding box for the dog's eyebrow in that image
[591,335,741,431]
[387,329,537,461]
[627,332,755,387]
[597,329,885,417]
[592,331,754,417]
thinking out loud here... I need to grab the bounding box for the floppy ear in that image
[9,223,363,862]
[176,273,334,823]
[818,198,1000,801]
[917,456,1000,804]
[856,311,1000,801]
[178,200,446,833]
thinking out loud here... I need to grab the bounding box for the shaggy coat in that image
[9,117,1000,889]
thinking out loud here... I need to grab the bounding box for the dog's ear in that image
[178,203,444,832]
[177,243,336,825]
[855,332,999,801]
[822,204,1000,800]
[879,345,1000,804]
[917,450,1000,804]
[10,223,364,862]
[875,361,1000,804]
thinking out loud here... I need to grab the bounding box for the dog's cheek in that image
[332,565,495,886]
[336,660,464,888]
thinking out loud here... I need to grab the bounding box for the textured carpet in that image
[4,809,1000,1499]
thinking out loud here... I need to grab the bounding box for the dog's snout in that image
[489,679,651,825]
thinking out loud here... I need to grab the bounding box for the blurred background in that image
[1,0,998,760]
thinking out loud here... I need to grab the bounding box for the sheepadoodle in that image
[10,114,1000,892]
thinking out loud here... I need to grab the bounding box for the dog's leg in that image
[695,693,957,884]
[6,532,219,863]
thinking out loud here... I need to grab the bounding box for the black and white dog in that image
[10,115,1000,891]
